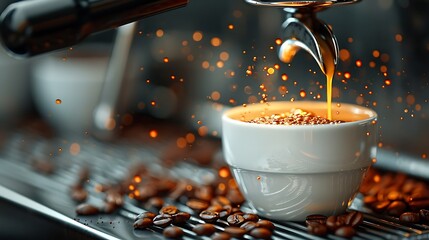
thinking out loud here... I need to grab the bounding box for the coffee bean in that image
[410,188,429,201]
[163,226,183,238]
[402,179,416,194]
[326,215,346,231]
[77,167,90,184]
[195,185,214,202]
[393,173,407,188]
[371,200,391,213]
[133,218,153,229]
[105,190,123,206]
[199,210,220,223]
[376,190,387,202]
[249,227,272,239]
[192,223,216,236]
[212,232,231,240]
[156,179,177,195]
[184,183,197,198]
[305,214,327,226]
[243,213,259,222]
[215,184,228,197]
[335,226,356,238]
[409,200,429,212]
[71,187,88,202]
[136,185,157,201]
[153,214,173,227]
[257,220,275,231]
[227,214,245,226]
[226,189,245,206]
[344,211,364,227]
[186,199,209,213]
[379,173,394,188]
[172,212,191,225]
[227,178,239,190]
[367,185,382,197]
[212,196,231,207]
[160,205,179,215]
[94,183,111,193]
[207,205,223,212]
[307,222,328,237]
[147,197,164,210]
[240,221,258,232]
[136,212,156,220]
[231,207,243,215]
[387,191,403,201]
[419,209,429,222]
[386,201,407,217]
[399,212,420,223]
[76,203,99,215]
[224,226,246,238]
[363,195,377,205]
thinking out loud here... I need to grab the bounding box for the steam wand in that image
[92,22,137,141]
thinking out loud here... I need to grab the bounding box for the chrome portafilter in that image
[245,0,360,74]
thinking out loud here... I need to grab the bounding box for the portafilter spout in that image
[245,0,360,74]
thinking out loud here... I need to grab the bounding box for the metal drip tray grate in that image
[0,130,428,239]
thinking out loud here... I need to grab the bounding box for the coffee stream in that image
[279,37,336,120]
[317,36,336,120]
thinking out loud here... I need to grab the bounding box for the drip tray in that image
[0,128,428,240]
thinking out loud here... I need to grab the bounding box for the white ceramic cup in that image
[222,101,377,221]
[32,45,110,137]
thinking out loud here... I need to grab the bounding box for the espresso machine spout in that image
[279,10,339,74]
[245,0,360,73]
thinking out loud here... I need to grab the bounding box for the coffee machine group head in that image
[245,0,360,74]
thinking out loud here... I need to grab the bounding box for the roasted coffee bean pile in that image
[73,165,275,239]
[73,165,124,215]
[359,168,429,224]
[66,150,429,239]
[70,167,90,203]
[246,109,344,125]
[305,211,364,238]
[133,209,274,239]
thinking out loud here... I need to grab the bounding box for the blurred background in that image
[0,0,428,160]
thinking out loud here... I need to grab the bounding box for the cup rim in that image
[222,101,377,129]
